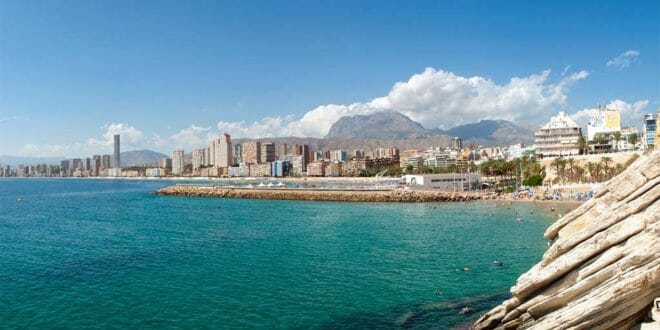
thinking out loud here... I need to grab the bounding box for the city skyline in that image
[0,1,658,158]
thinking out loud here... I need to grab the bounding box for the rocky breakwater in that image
[473,150,660,330]
[155,186,483,202]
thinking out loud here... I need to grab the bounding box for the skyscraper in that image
[172,150,184,176]
[192,148,205,170]
[101,154,112,169]
[113,134,121,169]
[242,141,261,164]
[293,144,310,170]
[214,133,233,168]
[232,144,242,165]
[261,142,276,163]
[279,143,287,158]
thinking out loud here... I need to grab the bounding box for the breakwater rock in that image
[473,150,660,330]
[155,186,486,202]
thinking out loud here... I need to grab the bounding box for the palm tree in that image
[566,158,575,182]
[601,157,613,180]
[586,162,598,182]
[576,135,589,155]
[612,132,622,152]
[628,133,639,150]
[593,133,606,154]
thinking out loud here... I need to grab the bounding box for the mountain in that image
[324,111,534,146]
[120,150,168,167]
[326,111,435,139]
[436,119,535,146]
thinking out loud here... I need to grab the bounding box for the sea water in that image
[0,179,571,328]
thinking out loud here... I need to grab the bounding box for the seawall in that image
[155,185,488,202]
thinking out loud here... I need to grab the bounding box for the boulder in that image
[473,150,660,330]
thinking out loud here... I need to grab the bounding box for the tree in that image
[601,157,613,180]
[612,131,622,152]
[628,133,639,149]
[592,133,607,153]
[576,134,589,155]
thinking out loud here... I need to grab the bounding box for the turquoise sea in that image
[0,179,572,329]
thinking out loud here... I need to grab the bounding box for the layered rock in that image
[155,186,489,203]
[473,150,660,329]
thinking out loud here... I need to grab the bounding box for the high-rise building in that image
[171,150,184,176]
[204,147,211,166]
[213,133,233,168]
[232,144,242,165]
[374,147,399,159]
[84,158,91,172]
[113,134,121,169]
[192,148,205,170]
[60,160,70,176]
[293,144,310,170]
[330,150,347,163]
[101,155,111,169]
[643,112,658,149]
[242,141,261,164]
[261,142,276,163]
[534,112,582,158]
[92,155,101,176]
[279,144,287,158]
[159,158,172,171]
[452,137,463,151]
[72,158,83,171]
[207,141,216,166]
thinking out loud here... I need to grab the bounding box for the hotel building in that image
[534,112,582,158]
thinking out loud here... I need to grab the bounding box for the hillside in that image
[326,111,435,139]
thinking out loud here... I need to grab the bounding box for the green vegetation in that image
[480,156,545,189]
[550,155,636,184]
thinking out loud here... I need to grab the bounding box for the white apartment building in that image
[191,148,205,170]
[534,112,582,158]
[213,133,233,168]
[171,149,184,176]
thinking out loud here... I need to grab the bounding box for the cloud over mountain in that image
[216,67,589,138]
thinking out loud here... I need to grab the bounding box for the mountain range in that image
[325,111,535,146]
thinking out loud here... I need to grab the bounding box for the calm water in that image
[0,179,568,329]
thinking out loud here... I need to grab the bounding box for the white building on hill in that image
[535,112,582,158]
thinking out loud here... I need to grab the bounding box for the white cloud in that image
[19,123,146,158]
[214,67,589,138]
[86,123,144,149]
[606,50,640,70]
[570,99,650,127]
[168,125,213,150]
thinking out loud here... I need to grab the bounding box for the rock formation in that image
[155,186,492,203]
[473,150,660,329]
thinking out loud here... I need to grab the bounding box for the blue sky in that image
[0,0,658,157]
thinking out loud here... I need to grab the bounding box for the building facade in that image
[405,173,481,191]
[643,112,658,149]
[213,133,233,168]
[534,112,582,158]
[113,134,121,169]
[242,141,261,164]
[171,150,184,176]
[192,148,205,170]
[261,142,276,163]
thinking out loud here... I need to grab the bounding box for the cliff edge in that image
[473,150,660,329]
